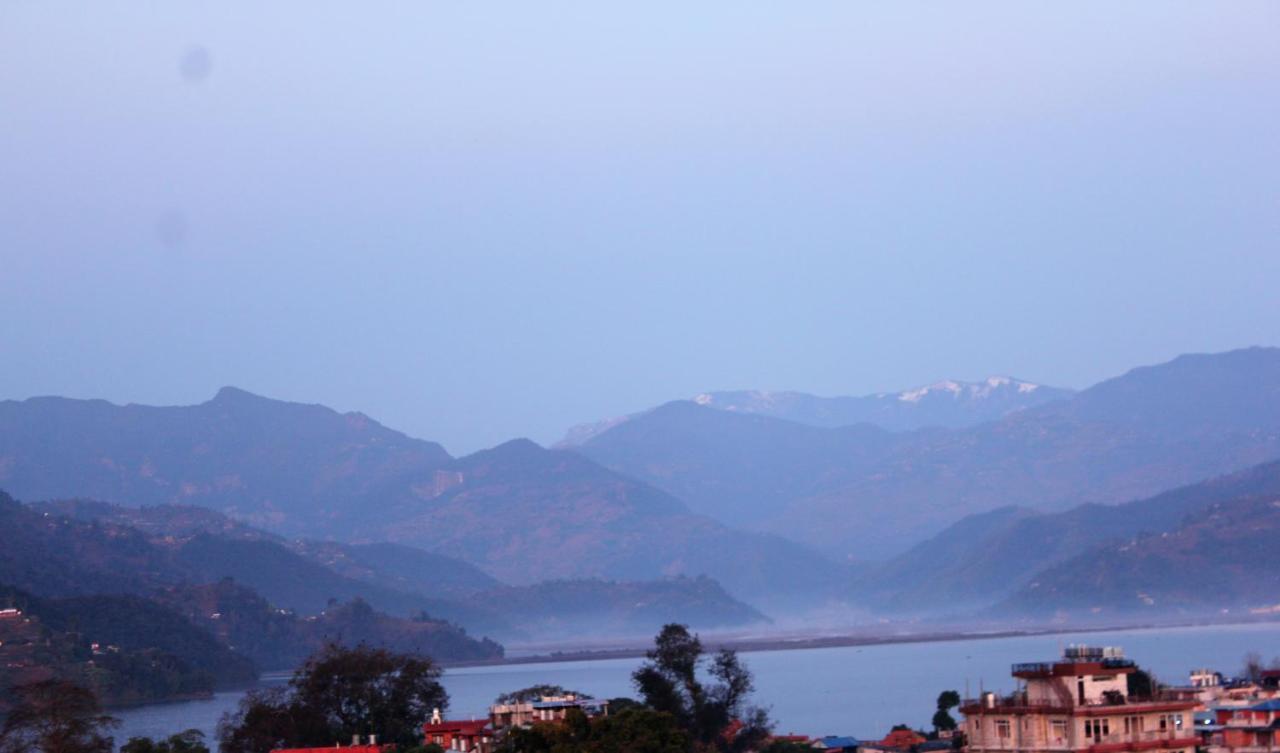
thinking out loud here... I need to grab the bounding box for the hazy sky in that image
[2,3,1278,453]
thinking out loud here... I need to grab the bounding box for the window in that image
[996,720,1012,739]
[1052,720,1068,740]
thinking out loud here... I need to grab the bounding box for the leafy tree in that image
[631,623,771,752]
[120,730,210,753]
[933,690,961,732]
[499,707,688,753]
[761,740,817,753]
[495,684,582,704]
[1127,669,1156,699]
[1242,652,1265,683]
[218,643,447,753]
[606,697,644,713]
[0,679,118,753]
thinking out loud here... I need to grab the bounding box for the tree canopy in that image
[0,679,118,753]
[120,730,210,753]
[499,707,689,753]
[217,643,447,753]
[932,690,961,732]
[631,623,771,752]
[494,685,583,705]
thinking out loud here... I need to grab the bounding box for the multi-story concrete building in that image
[961,646,1200,753]
[488,694,608,729]
[1203,699,1280,753]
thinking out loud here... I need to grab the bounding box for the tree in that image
[933,690,960,732]
[632,623,771,752]
[761,740,817,753]
[498,707,689,753]
[120,730,210,753]
[218,643,448,753]
[0,679,118,753]
[494,685,582,705]
[1243,652,1265,683]
[1127,669,1156,699]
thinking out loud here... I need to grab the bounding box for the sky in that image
[2,2,1278,454]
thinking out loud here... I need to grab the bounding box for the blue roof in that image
[1251,699,1280,711]
[819,736,860,748]
[531,698,606,709]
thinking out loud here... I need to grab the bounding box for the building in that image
[271,738,392,753]
[961,646,1200,753]
[422,709,496,753]
[813,736,861,752]
[488,694,608,729]
[1203,699,1280,753]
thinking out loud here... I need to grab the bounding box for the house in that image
[422,709,495,753]
[881,729,928,749]
[960,645,1200,753]
[488,694,608,729]
[1202,699,1280,753]
[271,737,392,753]
[813,736,860,752]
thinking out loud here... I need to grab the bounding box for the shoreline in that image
[440,614,1280,669]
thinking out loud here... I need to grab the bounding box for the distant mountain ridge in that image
[856,458,1280,610]
[0,490,504,670]
[0,386,452,533]
[26,496,770,641]
[0,389,845,607]
[575,347,1280,559]
[558,376,1074,445]
[1002,486,1280,617]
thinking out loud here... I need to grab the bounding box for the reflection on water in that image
[113,622,1280,749]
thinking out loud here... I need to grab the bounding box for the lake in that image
[112,622,1280,749]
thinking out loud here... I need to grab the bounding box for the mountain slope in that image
[1004,492,1280,616]
[562,402,901,527]
[576,347,1280,559]
[0,387,452,533]
[362,438,845,605]
[858,459,1280,609]
[0,491,504,665]
[0,391,845,607]
[30,497,772,639]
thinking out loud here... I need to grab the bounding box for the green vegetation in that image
[495,684,583,704]
[0,585,238,707]
[217,643,447,753]
[120,730,210,753]
[0,679,118,753]
[631,623,771,753]
[932,690,960,732]
[499,707,690,753]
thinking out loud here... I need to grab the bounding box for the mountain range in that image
[3,345,1280,653]
[855,458,1280,613]
[559,376,1074,444]
[0,390,842,605]
[573,347,1280,560]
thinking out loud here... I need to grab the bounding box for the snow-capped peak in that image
[898,376,1040,403]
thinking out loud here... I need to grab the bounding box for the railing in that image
[1013,662,1055,674]
[1084,731,1192,745]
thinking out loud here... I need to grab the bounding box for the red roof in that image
[422,719,491,736]
[880,729,926,748]
[270,742,389,747]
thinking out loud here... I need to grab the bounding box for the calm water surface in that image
[112,623,1280,749]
